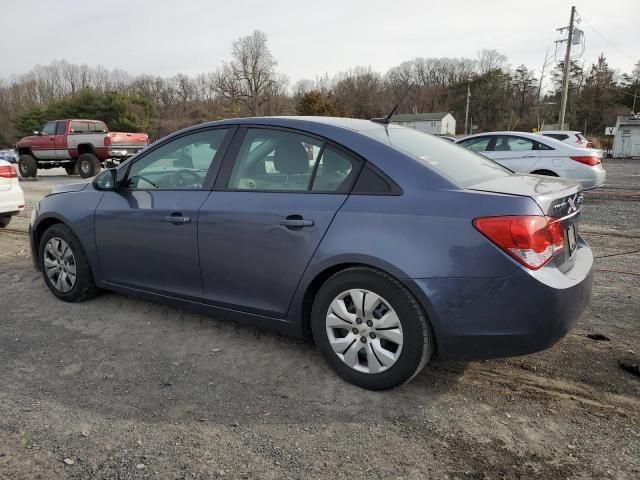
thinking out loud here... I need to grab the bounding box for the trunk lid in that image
[469,174,584,271]
[469,174,582,217]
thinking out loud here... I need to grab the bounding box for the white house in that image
[612,114,640,158]
[391,112,456,135]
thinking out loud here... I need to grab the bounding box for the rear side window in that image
[89,122,108,133]
[365,127,510,187]
[353,164,400,194]
[70,121,89,133]
[544,133,568,141]
[227,128,359,193]
[311,147,355,192]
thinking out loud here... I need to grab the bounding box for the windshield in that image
[365,126,512,187]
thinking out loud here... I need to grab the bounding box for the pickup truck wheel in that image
[64,163,79,176]
[18,154,37,178]
[78,153,101,178]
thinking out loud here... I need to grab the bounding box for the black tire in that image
[18,154,37,178]
[77,153,101,179]
[38,223,99,302]
[64,163,79,176]
[311,267,433,390]
[0,216,10,228]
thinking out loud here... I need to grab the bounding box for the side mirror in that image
[33,130,40,136]
[93,168,118,191]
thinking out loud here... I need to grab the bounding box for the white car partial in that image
[456,131,606,190]
[0,160,25,228]
[537,130,592,148]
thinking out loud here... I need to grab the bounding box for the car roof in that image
[185,116,398,134]
[539,130,581,135]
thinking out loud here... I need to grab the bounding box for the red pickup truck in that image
[16,119,148,178]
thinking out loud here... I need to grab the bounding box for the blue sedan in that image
[29,117,593,390]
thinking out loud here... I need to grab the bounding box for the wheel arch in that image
[530,169,559,177]
[32,216,66,263]
[77,144,96,155]
[17,147,34,156]
[294,260,439,356]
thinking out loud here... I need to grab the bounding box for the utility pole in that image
[464,82,471,135]
[558,6,576,131]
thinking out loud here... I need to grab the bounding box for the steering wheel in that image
[168,169,202,188]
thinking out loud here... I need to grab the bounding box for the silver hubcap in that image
[81,161,89,173]
[325,289,403,374]
[43,237,77,293]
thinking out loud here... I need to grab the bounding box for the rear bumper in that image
[108,145,145,158]
[576,167,606,190]
[407,240,594,361]
[0,187,25,216]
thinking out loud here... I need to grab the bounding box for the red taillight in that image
[104,135,111,147]
[473,216,565,270]
[571,156,600,166]
[0,165,17,178]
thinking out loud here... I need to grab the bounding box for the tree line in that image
[0,30,638,146]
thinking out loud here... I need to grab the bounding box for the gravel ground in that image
[1,161,639,479]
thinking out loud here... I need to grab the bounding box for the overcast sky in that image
[1,0,638,83]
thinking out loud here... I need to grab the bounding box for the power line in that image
[577,11,637,62]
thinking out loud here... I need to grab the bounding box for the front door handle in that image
[165,213,191,224]
[280,215,314,229]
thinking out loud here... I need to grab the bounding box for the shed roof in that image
[391,112,452,122]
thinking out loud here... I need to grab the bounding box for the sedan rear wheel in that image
[325,289,404,374]
[312,267,433,390]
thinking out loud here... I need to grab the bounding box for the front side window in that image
[125,129,229,190]
[41,122,56,135]
[365,126,510,187]
[55,122,66,135]
[459,136,491,153]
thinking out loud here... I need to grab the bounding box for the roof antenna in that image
[371,83,414,125]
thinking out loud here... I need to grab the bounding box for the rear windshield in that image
[364,127,511,187]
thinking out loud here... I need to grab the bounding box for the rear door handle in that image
[280,216,314,228]
[165,213,191,224]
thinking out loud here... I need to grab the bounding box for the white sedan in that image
[0,160,25,228]
[456,131,606,189]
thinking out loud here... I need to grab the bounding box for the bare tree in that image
[214,30,280,116]
[477,49,508,74]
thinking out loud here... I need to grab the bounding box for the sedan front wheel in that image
[39,223,99,302]
[311,267,433,390]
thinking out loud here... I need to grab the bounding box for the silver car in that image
[456,131,606,189]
